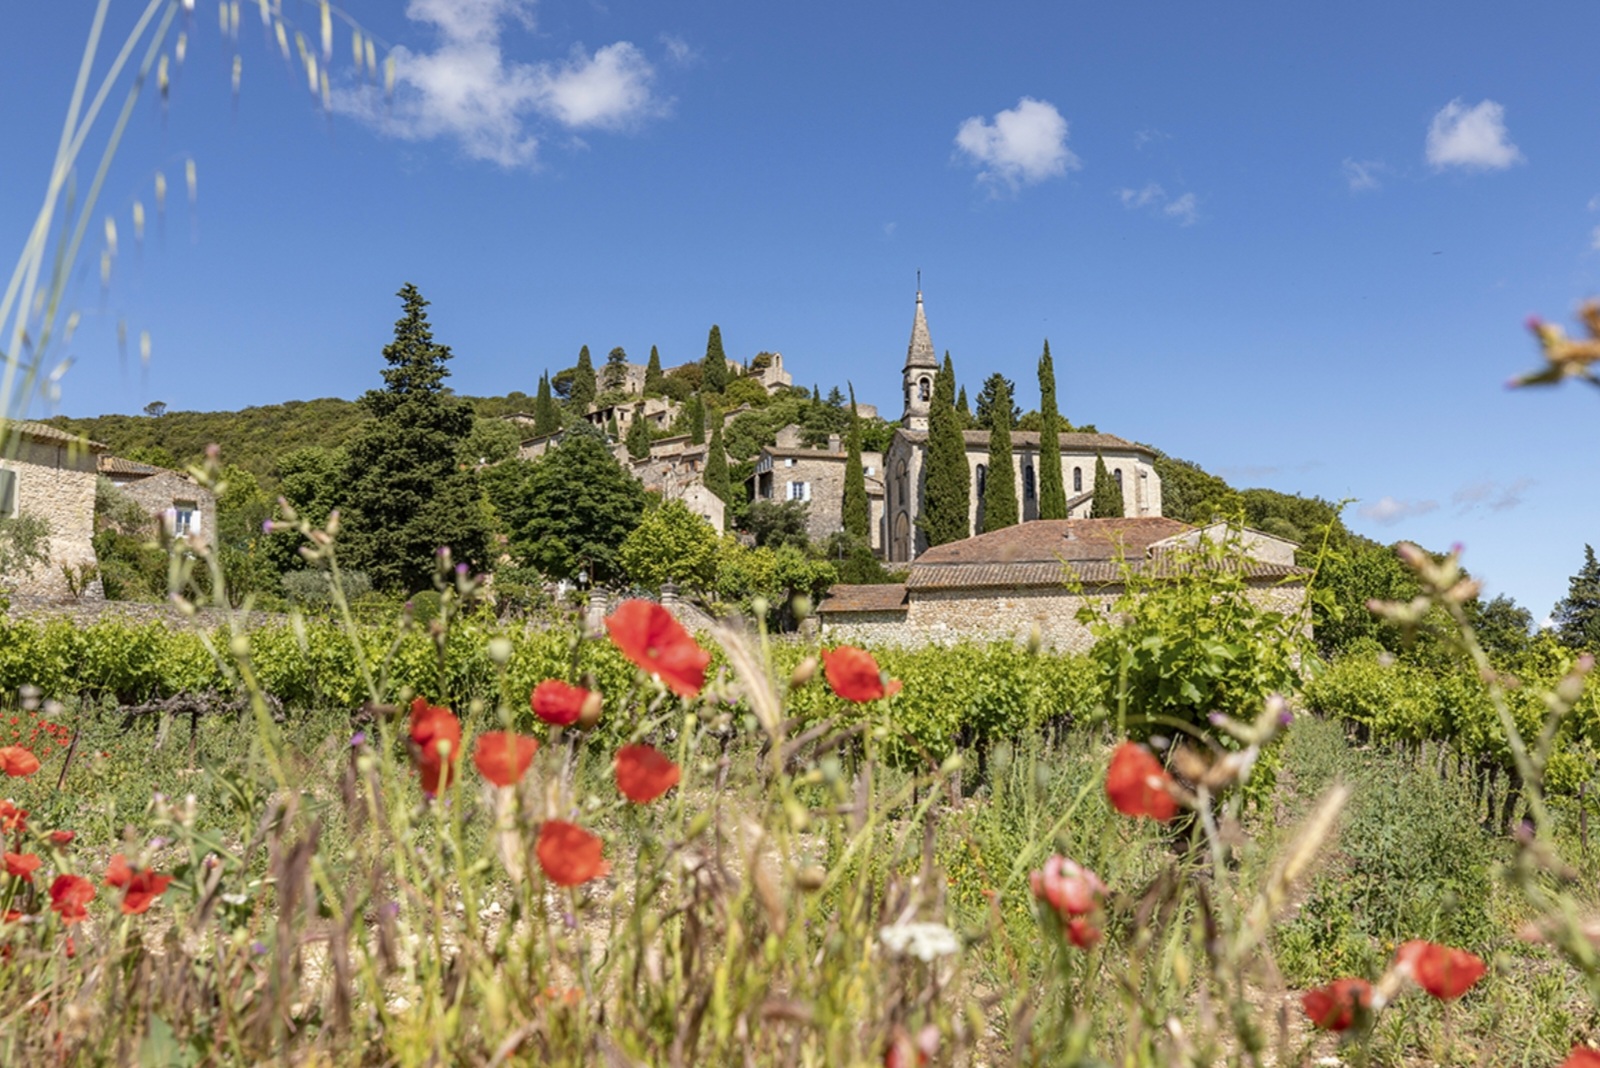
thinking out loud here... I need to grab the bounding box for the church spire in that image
[901,285,937,431]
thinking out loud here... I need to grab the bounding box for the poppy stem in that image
[54,724,80,793]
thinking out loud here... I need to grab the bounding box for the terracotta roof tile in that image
[5,420,110,451]
[817,584,909,614]
[915,518,1194,566]
[906,559,1308,591]
[97,455,167,477]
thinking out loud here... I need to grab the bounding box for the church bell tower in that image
[902,288,938,431]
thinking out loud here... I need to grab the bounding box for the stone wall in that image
[112,471,218,547]
[1,437,102,600]
[4,593,274,630]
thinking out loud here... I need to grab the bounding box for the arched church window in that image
[1114,469,1123,488]
[1073,467,1082,492]
[919,377,930,402]
[975,463,987,497]
[1023,465,1035,500]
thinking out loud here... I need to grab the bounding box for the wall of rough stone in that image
[4,593,273,630]
[1,438,102,600]
[112,471,218,547]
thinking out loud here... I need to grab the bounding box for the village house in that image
[746,424,885,550]
[817,517,1307,651]
[0,421,107,600]
[98,454,218,545]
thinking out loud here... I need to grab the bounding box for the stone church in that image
[883,291,1163,563]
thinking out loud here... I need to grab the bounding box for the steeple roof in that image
[904,291,937,371]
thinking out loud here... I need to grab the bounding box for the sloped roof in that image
[817,584,909,614]
[5,420,109,451]
[906,558,1309,591]
[915,518,1193,566]
[98,455,167,477]
[905,291,937,370]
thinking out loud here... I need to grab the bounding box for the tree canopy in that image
[1036,341,1067,520]
[920,353,971,547]
[504,423,646,583]
[1089,453,1124,519]
[1553,544,1600,651]
[980,376,1019,532]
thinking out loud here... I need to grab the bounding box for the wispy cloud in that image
[1359,496,1439,525]
[1452,477,1534,513]
[1342,157,1386,192]
[1116,183,1199,226]
[1426,98,1524,171]
[336,0,665,168]
[954,97,1080,192]
[658,33,696,66]
[1133,128,1169,150]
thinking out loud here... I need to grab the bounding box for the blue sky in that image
[4,1,1599,619]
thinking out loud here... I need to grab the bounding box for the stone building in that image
[0,421,107,600]
[746,424,885,550]
[98,455,218,545]
[882,290,1163,563]
[818,518,1307,651]
[583,396,679,435]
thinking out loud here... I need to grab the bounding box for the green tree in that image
[619,499,720,592]
[701,325,731,394]
[1090,452,1124,518]
[644,345,665,395]
[509,423,646,582]
[1470,593,1535,662]
[920,353,971,547]
[981,376,1019,532]
[1152,454,1241,524]
[569,345,597,411]
[463,417,521,465]
[956,386,973,427]
[214,465,279,606]
[533,373,562,436]
[704,414,731,504]
[675,394,706,445]
[1037,342,1068,519]
[1553,544,1600,651]
[340,284,493,593]
[743,500,810,550]
[0,512,51,583]
[974,372,1020,431]
[605,414,620,440]
[625,412,652,460]
[603,346,630,392]
[842,385,869,540]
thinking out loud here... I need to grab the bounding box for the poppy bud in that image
[578,689,604,730]
[790,657,818,688]
[795,865,826,892]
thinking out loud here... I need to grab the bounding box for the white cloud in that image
[954,97,1079,191]
[659,33,696,66]
[882,222,897,238]
[1590,224,1600,252]
[1425,98,1524,171]
[1342,157,1385,192]
[1358,496,1439,525]
[1133,128,1169,150]
[1452,476,1535,513]
[336,0,664,168]
[1587,193,1600,212]
[1116,183,1198,226]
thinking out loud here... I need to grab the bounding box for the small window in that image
[0,468,15,517]
[864,465,874,476]
[1113,469,1123,488]
[1023,465,1035,500]
[1073,466,1082,493]
[975,464,987,497]
[171,499,201,536]
[918,377,931,401]
[788,481,811,502]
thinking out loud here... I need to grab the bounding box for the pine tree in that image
[341,283,492,593]
[701,325,730,393]
[703,413,731,504]
[570,346,597,411]
[625,410,652,460]
[1037,340,1068,519]
[533,373,561,436]
[1090,453,1124,518]
[842,385,870,540]
[1553,544,1600,650]
[920,353,971,546]
[974,373,1020,431]
[603,346,629,392]
[644,345,664,394]
[981,376,1019,532]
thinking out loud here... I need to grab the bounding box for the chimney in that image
[827,433,841,452]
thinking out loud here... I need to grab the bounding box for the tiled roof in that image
[893,428,1156,456]
[906,558,1308,591]
[817,584,909,613]
[915,518,1194,566]
[763,446,844,460]
[98,455,170,477]
[5,420,110,451]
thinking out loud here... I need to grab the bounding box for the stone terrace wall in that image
[3,594,275,631]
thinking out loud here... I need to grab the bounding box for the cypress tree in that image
[1090,453,1125,518]
[701,325,730,393]
[981,376,1019,532]
[625,410,652,459]
[704,413,731,504]
[919,352,971,546]
[341,283,492,592]
[605,414,619,440]
[842,384,869,540]
[570,345,597,411]
[957,385,972,425]
[533,373,561,436]
[644,345,664,394]
[687,395,706,445]
[1037,340,1068,519]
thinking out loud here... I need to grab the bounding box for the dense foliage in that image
[1037,340,1068,520]
[920,353,970,547]
[981,375,1019,531]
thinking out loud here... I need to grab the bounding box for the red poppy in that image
[615,744,681,803]
[0,801,27,834]
[530,680,588,727]
[1065,917,1101,949]
[409,698,462,797]
[605,601,711,698]
[1301,978,1373,1031]
[48,831,74,847]
[821,646,902,703]
[473,731,538,787]
[536,820,608,886]
[48,875,94,924]
[1105,742,1179,822]
[119,869,174,915]
[1562,1047,1600,1068]
[0,747,39,778]
[1394,940,1486,1000]
[1029,855,1106,919]
[4,853,40,881]
[105,854,133,889]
